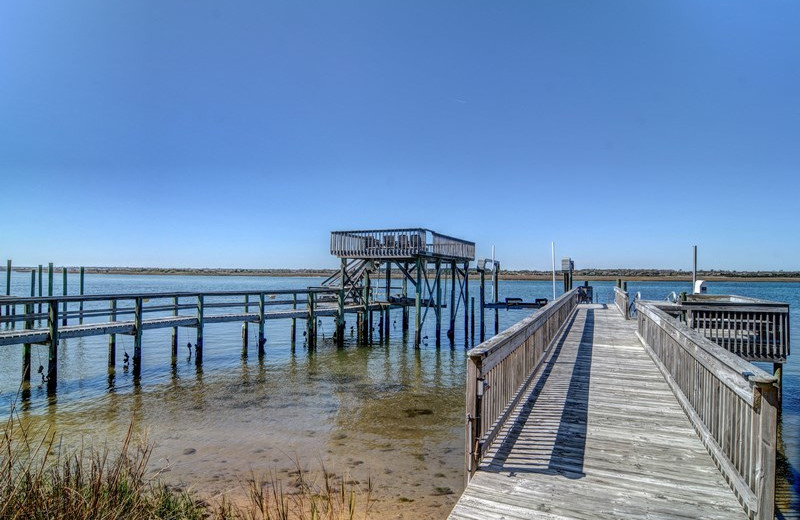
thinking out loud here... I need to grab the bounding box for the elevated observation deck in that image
[330,228,475,262]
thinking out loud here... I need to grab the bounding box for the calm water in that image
[1,274,798,518]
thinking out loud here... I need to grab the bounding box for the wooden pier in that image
[0,288,402,392]
[454,289,784,520]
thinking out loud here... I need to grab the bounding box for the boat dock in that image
[452,288,787,520]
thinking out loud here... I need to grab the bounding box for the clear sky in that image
[1,1,798,270]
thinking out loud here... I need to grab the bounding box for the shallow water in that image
[1,274,798,518]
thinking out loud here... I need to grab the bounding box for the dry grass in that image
[1,401,374,520]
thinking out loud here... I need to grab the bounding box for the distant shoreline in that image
[5,267,800,283]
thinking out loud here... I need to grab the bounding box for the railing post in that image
[754,382,777,520]
[465,355,483,480]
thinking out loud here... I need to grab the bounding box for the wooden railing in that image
[330,229,475,261]
[0,288,338,391]
[429,231,476,260]
[636,301,778,520]
[614,287,629,319]
[684,295,790,363]
[465,288,580,477]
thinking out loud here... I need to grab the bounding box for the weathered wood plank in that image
[450,305,747,520]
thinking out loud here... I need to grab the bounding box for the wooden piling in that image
[402,262,409,331]
[258,292,266,356]
[133,297,143,377]
[306,292,316,349]
[414,258,422,347]
[48,263,53,298]
[367,273,373,341]
[337,259,346,346]
[363,271,371,342]
[4,259,10,318]
[435,259,442,347]
[242,295,249,351]
[37,265,43,321]
[384,262,391,339]
[471,296,475,342]
[291,293,297,343]
[61,268,67,326]
[79,267,84,324]
[464,261,469,341]
[109,300,117,367]
[22,271,34,380]
[479,268,485,342]
[493,262,499,335]
[47,300,58,392]
[449,261,456,339]
[171,297,178,358]
[195,295,204,365]
[22,302,32,382]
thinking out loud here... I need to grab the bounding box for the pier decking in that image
[450,304,746,519]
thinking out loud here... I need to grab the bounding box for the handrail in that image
[0,288,337,306]
[613,287,629,320]
[330,229,475,260]
[682,299,790,362]
[465,288,580,477]
[636,301,778,520]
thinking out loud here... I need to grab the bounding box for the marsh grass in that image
[1,400,374,520]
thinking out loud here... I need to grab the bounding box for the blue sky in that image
[1,1,798,270]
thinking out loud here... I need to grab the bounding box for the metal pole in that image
[551,242,556,300]
[692,245,697,292]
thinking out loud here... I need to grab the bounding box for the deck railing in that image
[330,229,475,261]
[683,295,790,362]
[614,287,629,319]
[0,288,339,390]
[636,301,778,520]
[465,288,580,477]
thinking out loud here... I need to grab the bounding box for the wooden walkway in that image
[449,304,747,520]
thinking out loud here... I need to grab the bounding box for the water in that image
[1,273,798,517]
